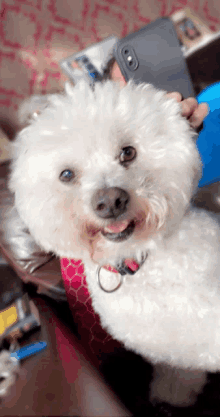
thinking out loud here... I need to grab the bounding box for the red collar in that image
[98,254,148,293]
[104,259,140,275]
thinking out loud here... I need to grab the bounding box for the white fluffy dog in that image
[9,80,220,406]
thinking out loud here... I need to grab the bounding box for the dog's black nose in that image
[91,187,130,219]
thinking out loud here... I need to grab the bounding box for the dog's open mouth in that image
[101,219,136,242]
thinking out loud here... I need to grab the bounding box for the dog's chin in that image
[101,220,135,242]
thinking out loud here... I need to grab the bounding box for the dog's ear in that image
[18,94,52,126]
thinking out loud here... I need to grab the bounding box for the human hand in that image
[111,61,209,129]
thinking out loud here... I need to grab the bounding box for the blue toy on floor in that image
[197,82,220,187]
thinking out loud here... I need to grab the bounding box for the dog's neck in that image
[97,252,148,293]
[115,255,148,276]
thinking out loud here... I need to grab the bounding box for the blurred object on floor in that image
[0,287,132,416]
[0,265,41,346]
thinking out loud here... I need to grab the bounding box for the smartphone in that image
[60,35,118,86]
[113,17,195,98]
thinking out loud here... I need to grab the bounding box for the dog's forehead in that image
[21,81,191,176]
[40,105,137,156]
[24,117,136,176]
[58,122,136,170]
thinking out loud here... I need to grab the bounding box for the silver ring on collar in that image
[97,265,124,293]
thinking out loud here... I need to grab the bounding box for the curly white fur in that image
[9,80,220,406]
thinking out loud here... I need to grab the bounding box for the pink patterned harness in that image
[60,258,121,367]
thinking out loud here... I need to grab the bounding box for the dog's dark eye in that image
[59,169,75,183]
[119,146,136,165]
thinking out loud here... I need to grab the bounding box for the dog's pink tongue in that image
[105,220,129,233]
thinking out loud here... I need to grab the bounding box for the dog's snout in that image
[92,187,130,219]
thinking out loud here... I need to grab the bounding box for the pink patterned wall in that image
[0,0,220,126]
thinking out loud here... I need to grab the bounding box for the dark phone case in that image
[113,17,195,98]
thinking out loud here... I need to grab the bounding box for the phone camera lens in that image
[82,57,89,63]
[122,46,138,71]
[127,56,133,65]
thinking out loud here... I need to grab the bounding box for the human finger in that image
[188,102,209,129]
[166,92,182,102]
[111,61,126,87]
[180,97,199,118]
